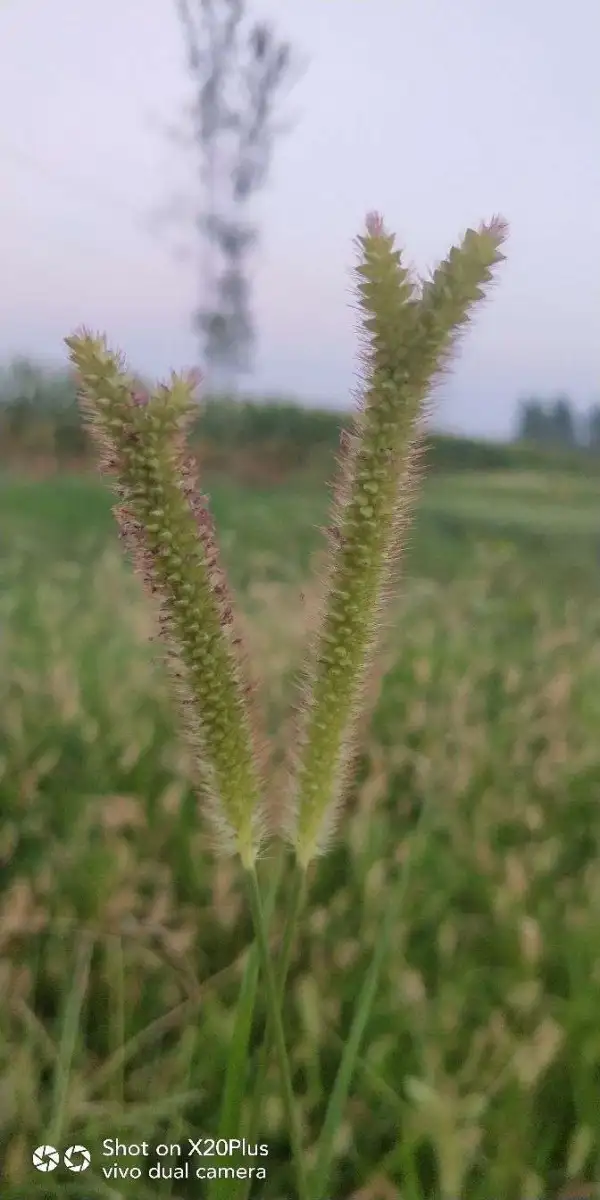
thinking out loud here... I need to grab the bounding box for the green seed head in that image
[65,330,267,866]
[284,213,508,868]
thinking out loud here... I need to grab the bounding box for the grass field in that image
[2,465,600,1199]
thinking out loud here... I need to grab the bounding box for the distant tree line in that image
[2,360,600,474]
[516,394,600,450]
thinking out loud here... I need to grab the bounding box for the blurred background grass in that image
[1,371,600,1199]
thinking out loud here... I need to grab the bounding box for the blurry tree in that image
[550,394,576,446]
[517,397,548,443]
[173,0,302,392]
[587,403,600,450]
[516,393,577,446]
[0,357,76,409]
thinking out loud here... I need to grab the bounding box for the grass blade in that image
[46,930,94,1148]
[207,849,286,1200]
[310,804,434,1200]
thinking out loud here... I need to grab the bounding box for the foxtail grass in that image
[65,210,507,1199]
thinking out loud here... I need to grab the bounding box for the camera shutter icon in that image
[63,1145,91,1172]
[32,1145,60,1172]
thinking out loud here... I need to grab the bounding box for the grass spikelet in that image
[64,330,267,867]
[286,213,508,869]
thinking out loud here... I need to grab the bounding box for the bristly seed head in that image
[283,212,508,869]
[64,329,268,867]
[62,207,508,876]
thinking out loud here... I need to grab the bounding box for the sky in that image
[0,0,598,438]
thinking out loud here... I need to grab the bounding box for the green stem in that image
[207,850,286,1200]
[310,803,435,1200]
[237,862,308,1200]
[276,864,308,1006]
[243,866,309,1200]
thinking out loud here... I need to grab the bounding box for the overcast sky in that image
[0,0,598,436]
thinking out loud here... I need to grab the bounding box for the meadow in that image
[2,440,600,1199]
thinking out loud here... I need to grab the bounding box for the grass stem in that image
[243,866,309,1200]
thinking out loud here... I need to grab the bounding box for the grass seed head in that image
[65,330,268,866]
[284,213,508,868]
